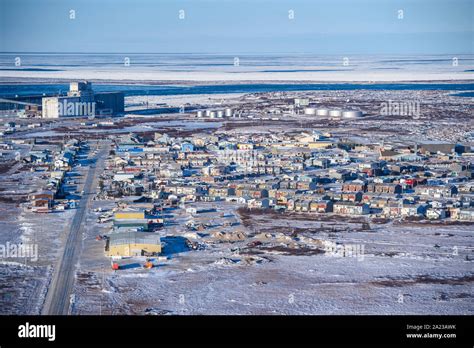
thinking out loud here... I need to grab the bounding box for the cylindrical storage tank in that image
[217,110,224,118]
[329,109,342,118]
[196,110,204,118]
[225,108,233,117]
[205,110,211,117]
[209,111,216,118]
[304,107,316,115]
[342,110,363,118]
[316,108,329,116]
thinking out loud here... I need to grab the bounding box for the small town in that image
[1,0,473,345]
[0,80,472,315]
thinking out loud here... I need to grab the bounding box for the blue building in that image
[181,143,194,152]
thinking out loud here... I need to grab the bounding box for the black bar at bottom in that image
[0,315,472,347]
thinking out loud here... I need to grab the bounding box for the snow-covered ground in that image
[72,201,473,315]
[0,147,94,314]
[0,203,74,314]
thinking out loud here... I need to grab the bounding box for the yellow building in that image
[114,211,146,220]
[106,232,162,257]
[237,143,254,150]
[308,141,333,149]
[297,134,315,143]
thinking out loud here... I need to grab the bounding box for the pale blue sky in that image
[1,0,473,54]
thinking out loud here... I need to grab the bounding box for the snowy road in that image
[42,141,108,315]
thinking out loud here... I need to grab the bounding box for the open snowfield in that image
[1,53,472,83]
[0,65,472,82]
[2,68,472,82]
[0,203,74,314]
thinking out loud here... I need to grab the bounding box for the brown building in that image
[367,183,402,194]
[342,181,367,192]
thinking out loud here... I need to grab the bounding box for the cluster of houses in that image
[25,139,84,212]
[94,130,474,224]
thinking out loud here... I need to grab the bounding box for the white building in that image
[294,98,310,107]
[42,96,95,118]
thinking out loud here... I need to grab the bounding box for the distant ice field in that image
[0,53,472,82]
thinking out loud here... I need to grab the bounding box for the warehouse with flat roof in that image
[106,232,162,257]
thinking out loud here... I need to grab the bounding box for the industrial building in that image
[196,108,233,118]
[303,107,363,118]
[0,97,42,118]
[294,98,310,107]
[342,110,364,118]
[418,141,456,155]
[106,232,162,257]
[41,81,124,118]
[42,96,85,118]
[115,210,146,220]
[329,110,343,118]
[68,81,94,101]
[94,92,125,116]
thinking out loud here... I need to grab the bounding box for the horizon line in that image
[1,52,473,56]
